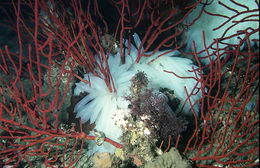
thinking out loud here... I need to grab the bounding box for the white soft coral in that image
[74,34,202,154]
[74,55,135,154]
[129,34,202,115]
[184,0,259,64]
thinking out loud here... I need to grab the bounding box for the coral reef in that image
[73,34,201,155]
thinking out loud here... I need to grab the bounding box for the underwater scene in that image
[0,0,259,167]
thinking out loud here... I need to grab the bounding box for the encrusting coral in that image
[144,148,193,168]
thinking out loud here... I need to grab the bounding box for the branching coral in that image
[184,0,259,64]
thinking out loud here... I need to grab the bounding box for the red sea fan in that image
[0,0,258,167]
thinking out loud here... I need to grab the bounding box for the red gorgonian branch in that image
[0,0,258,167]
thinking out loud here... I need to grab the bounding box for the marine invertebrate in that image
[126,72,187,144]
[0,0,258,167]
[184,0,259,64]
[183,26,259,167]
[73,55,135,154]
[126,34,202,116]
[144,148,192,168]
[111,71,188,166]
[74,33,201,154]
